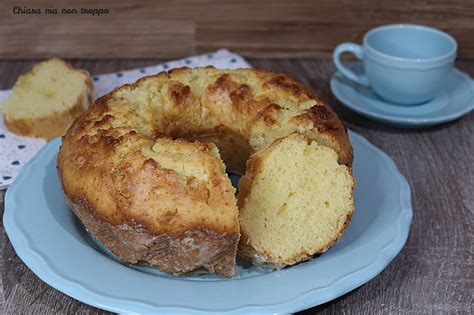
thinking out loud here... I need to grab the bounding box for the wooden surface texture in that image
[0,0,474,59]
[0,59,473,314]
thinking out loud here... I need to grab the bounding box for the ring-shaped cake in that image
[57,67,354,276]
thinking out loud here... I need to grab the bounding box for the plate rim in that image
[3,131,413,314]
[330,68,474,127]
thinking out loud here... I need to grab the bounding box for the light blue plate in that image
[331,67,474,128]
[3,131,412,314]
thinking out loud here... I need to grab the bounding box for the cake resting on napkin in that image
[0,59,95,140]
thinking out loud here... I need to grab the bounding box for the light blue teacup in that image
[333,24,457,105]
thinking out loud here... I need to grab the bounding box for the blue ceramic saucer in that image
[331,66,474,128]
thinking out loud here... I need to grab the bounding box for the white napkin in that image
[0,49,251,188]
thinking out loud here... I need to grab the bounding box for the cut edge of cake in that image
[238,132,355,268]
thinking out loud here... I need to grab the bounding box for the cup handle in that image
[333,43,370,86]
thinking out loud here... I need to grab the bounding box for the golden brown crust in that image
[58,66,354,276]
[59,124,238,236]
[63,193,239,276]
[3,60,95,140]
[58,89,241,276]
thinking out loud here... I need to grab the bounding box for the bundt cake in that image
[57,67,354,276]
[1,59,95,140]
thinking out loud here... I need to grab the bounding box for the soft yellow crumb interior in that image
[1,59,88,119]
[240,134,353,263]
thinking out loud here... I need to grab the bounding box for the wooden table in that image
[0,59,472,314]
[2,1,474,59]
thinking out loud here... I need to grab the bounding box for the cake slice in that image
[1,59,95,140]
[238,133,355,268]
